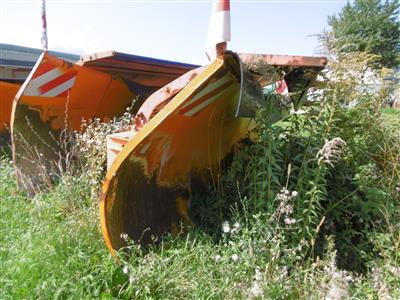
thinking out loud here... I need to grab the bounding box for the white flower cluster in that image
[325,271,351,300]
[73,105,136,197]
[213,254,222,262]
[231,254,240,262]
[213,221,243,265]
[323,249,353,300]
[221,221,241,235]
[372,267,392,300]
[248,267,263,299]
[213,252,241,264]
[276,188,298,226]
[317,137,347,167]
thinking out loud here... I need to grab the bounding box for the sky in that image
[1,0,349,65]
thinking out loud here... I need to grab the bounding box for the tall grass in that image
[1,146,399,299]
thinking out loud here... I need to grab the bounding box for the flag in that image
[41,0,48,51]
[205,0,231,61]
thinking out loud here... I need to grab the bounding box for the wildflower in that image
[279,266,288,278]
[122,265,129,274]
[249,281,263,298]
[291,190,298,197]
[345,275,353,282]
[254,268,262,281]
[120,233,129,241]
[277,188,292,202]
[231,222,241,234]
[129,276,135,284]
[231,254,239,262]
[284,217,296,226]
[389,265,400,277]
[316,137,347,167]
[325,271,350,300]
[372,267,392,300]
[214,255,222,262]
[222,221,230,233]
[281,203,294,215]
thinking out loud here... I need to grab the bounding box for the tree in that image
[327,0,400,68]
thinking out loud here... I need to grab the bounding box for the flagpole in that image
[41,0,48,51]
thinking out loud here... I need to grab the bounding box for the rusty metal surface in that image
[239,53,327,68]
[239,53,327,109]
[12,103,64,195]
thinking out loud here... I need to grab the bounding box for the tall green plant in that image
[216,51,399,272]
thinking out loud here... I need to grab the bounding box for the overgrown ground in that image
[1,105,399,299]
[1,52,399,298]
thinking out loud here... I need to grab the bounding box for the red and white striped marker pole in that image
[205,0,231,61]
[41,0,48,51]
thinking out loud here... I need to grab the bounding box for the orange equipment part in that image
[11,51,197,194]
[99,52,255,254]
[0,81,20,132]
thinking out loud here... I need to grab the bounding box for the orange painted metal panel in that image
[11,51,195,194]
[99,52,252,254]
[0,81,20,132]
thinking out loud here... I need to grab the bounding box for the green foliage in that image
[326,0,400,68]
[1,144,399,299]
[214,51,400,277]
[0,161,119,299]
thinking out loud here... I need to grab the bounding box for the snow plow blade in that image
[100,52,259,253]
[99,51,327,254]
[11,51,197,194]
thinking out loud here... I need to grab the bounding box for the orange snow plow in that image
[11,51,197,194]
[0,43,79,144]
[99,51,327,254]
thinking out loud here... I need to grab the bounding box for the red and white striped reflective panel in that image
[276,79,289,95]
[24,62,77,98]
[216,0,230,11]
[179,75,233,117]
[206,0,231,61]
